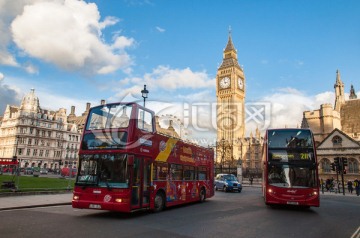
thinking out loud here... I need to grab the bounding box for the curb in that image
[0,190,72,197]
[0,202,72,211]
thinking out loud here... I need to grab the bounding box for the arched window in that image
[321,158,331,173]
[332,136,342,146]
[348,158,359,174]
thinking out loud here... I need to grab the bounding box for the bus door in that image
[131,157,151,209]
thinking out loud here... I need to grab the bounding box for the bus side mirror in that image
[128,155,134,165]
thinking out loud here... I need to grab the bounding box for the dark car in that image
[215,173,242,193]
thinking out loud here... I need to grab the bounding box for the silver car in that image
[215,173,242,193]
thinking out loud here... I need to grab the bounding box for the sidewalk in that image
[0,192,72,211]
[320,190,360,197]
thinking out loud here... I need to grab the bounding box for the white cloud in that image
[245,88,336,136]
[141,65,214,90]
[5,0,134,75]
[156,26,165,33]
[0,73,22,113]
[24,62,38,74]
[110,65,215,102]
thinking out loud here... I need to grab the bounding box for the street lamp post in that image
[141,84,149,107]
[237,157,243,183]
[221,138,225,168]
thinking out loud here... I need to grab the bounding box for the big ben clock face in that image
[238,77,244,89]
[220,77,230,89]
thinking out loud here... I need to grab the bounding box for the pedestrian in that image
[326,179,331,192]
[347,180,353,194]
[249,176,253,186]
[320,178,325,194]
[354,179,360,196]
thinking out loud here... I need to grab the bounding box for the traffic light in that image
[331,163,336,171]
[343,158,348,167]
[334,157,339,166]
[343,169,347,174]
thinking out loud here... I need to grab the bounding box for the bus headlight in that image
[73,195,79,200]
[115,198,123,203]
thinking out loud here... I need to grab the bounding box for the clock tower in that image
[216,31,245,165]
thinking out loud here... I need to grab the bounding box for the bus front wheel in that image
[154,192,165,212]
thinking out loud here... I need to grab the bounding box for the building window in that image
[26,149,30,156]
[321,158,331,173]
[33,149,38,156]
[348,159,359,174]
[332,136,342,146]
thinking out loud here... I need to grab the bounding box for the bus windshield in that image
[267,164,317,188]
[268,129,313,149]
[86,104,132,130]
[76,154,129,189]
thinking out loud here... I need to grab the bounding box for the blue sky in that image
[0,0,359,143]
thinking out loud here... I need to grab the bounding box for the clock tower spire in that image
[216,30,246,167]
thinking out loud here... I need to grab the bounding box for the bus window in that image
[170,164,183,180]
[153,162,168,180]
[183,166,195,180]
[198,167,207,180]
[137,109,153,132]
[86,104,132,130]
[109,105,131,128]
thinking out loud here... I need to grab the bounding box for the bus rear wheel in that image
[154,192,165,212]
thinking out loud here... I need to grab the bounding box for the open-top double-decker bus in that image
[262,128,320,207]
[72,102,214,212]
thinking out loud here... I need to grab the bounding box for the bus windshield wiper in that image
[105,179,112,191]
[99,170,112,191]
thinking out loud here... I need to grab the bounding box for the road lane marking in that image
[350,226,360,238]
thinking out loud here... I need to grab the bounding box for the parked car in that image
[61,167,77,177]
[24,167,33,175]
[40,168,48,175]
[32,167,40,177]
[215,173,242,193]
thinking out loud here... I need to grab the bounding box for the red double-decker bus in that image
[72,102,214,212]
[262,128,320,207]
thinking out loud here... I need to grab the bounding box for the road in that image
[0,187,359,238]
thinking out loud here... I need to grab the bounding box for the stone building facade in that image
[302,70,360,180]
[0,89,81,170]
